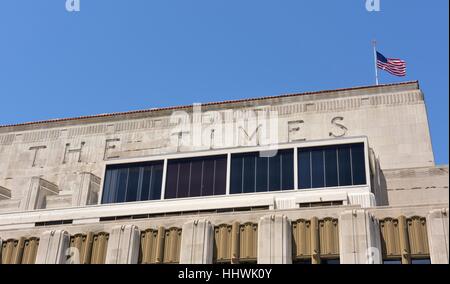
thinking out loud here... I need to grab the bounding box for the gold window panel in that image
[213,222,258,264]
[138,226,182,264]
[1,237,39,264]
[319,218,340,258]
[407,217,429,257]
[292,217,339,264]
[380,216,430,264]
[90,232,109,264]
[69,232,95,264]
[239,222,258,263]
[162,227,182,264]
[213,222,240,264]
[292,219,311,260]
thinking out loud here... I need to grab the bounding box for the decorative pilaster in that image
[427,208,449,264]
[105,225,141,264]
[21,177,59,211]
[257,215,292,264]
[179,219,214,264]
[35,230,70,264]
[339,209,382,264]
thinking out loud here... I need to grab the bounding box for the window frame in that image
[99,136,370,205]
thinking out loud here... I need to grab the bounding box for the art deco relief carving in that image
[287,116,348,141]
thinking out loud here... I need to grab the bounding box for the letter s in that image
[329,116,348,137]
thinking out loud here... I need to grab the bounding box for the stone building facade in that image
[0,81,448,264]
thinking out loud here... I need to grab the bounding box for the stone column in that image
[257,214,292,264]
[427,208,449,264]
[339,209,382,264]
[35,230,70,264]
[73,172,101,206]
[179,219,214,264]
[21,177,59,211]
[105,225,141,264]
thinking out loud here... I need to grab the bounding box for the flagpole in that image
[372,40,379,85]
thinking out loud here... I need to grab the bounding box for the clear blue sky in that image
[0,1,448,164]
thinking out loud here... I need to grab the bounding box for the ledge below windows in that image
[0,185,374,230]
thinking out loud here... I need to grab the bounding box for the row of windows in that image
[102,143,367,204]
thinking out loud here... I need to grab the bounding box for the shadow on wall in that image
[369,148,389,206]
[378,169,389,206]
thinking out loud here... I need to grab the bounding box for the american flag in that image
[376,51,406,77]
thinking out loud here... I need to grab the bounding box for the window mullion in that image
[160,159,168,200]
[350,146,354,185]
[294,148,298,190]
[148,165,153,200]
[336,148,340,186]
[266,156,269,192]
[323,149,326,187]
[225,153,231,195]
[201,160,205,196]
[254,155,257,193]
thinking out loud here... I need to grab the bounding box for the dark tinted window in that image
[383,259,402,264]
[268,153,281,191]
[351,143,366,185]
[165,162,179,199]
[325,148,338,187]
[322,258,340,264]
[298,143,366,189]
[231,149,294,194]
[243,154,256,193]
[141,164,163,200]
[214,157,227,195]
[230,155,243,194]
[281,151,294,190]
[311,148,325,188]
[189,159,203,197]
[256,156,268,192]
[338,145,352,186]
[411,258,431,264]
[298,150,311,189]
[116,168,128,203]
[293,259,312,264]
[126,167,140,202]
[177,160,191,198]
[102,161,164,204]
[165,155,227,199]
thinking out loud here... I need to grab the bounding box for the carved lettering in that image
[62,142,85,164]
[234,109,260,146]
[239,124,262,146]
[329,116,348,137]
[288,120,305,142]
[29,145,46,167]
